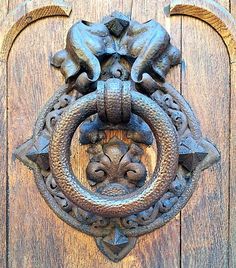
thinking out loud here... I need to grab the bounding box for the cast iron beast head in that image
[51,11,181,93]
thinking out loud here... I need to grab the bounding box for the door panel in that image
[181,17,230,267]
[0,0,235,267]
[230,3,236,268]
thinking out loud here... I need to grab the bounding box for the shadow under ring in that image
[49,91,179,218]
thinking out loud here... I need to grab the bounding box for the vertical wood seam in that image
[174,2,230,266]
[228,61,231,268]
[0,1,72,267]
[7,0,10,13]
[6,2,9,268]
[229,1,232,267]
[130,0,133,19]
[229,2,232,267]
[6,60,9,268]
[229,2,232,265]
[130,3,182,266]
[170,2,235,266]
[130,0,134,20]
[180,14,183,268]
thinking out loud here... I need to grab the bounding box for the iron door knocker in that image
[16,11,220,262]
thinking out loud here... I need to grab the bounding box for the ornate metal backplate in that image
[15,12,220,262]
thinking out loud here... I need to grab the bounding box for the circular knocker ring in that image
[49,80,179,218]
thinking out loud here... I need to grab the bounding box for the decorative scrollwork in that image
[45,174,73,212]
[45,92,79,134]
[151,90,188,136]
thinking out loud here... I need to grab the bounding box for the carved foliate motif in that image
[86,137,146,188]
[15,12,220,262]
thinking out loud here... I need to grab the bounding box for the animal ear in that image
[129,21,181,83]
[151,44,181,81]
[51,49,79,80]
[51,21,115,83]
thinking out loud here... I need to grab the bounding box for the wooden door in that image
[0,0,235,267]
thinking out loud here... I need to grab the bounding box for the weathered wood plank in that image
[0,2,71,268]
[229,63,236,267]
[131,1,181,267]
[229,1,236,267]
[181,9,230,268]
[0,60,7,268]
[7,16,67,268]
[0,0,71,62]
[169,0,236,65]
[0,0,8,22]
[232,0,236,15]
[0,1,8,268]
[230,62,236,268]
[7,1,138,267]
[170,2,233,267]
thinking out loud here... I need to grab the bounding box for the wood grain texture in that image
[0,0,9,22]
[169,0,236,63]
[170,1,235,267]
[230,2,236,267]
[7,1,134,268]
[230,63,236,268]
[180,8,230,268]
[0,55,7,268]
[131,1,181,267]
[7,15,67,268]
[0,1,71,267]
[0,0,71,61]
[0,1,9,268]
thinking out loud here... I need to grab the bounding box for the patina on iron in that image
[15,11,220,262]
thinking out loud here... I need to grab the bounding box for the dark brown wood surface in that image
[0,0,235,267]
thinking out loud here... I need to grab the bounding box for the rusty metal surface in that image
[15,11,220,262]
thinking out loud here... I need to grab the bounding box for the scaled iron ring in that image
[49,90,179,218]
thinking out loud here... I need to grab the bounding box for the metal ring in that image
[49,91,179,218]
